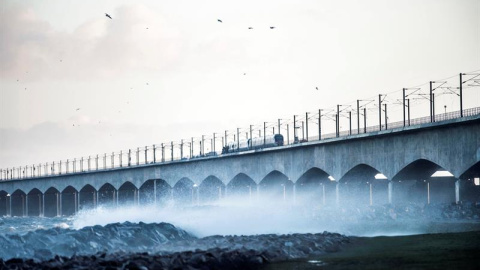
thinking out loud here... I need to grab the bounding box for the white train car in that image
[222,134,284,154]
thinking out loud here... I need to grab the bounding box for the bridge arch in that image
[0,190,9,216]
[338,164,388,206]
[61,186,78,216]
[98,183,116,206]
[173,177,195,205]
[11,189,26,216]
[118,181,138,206]
[44,187,60,217]
[199,176,225,204]
[459,161,480,202]
[139,179,171,206]
[79,184,97,210]
[391,159,455,204]
[227,173,256,199]
[27,188,43,216]
[259,170,293,202]
[296,167,336,206]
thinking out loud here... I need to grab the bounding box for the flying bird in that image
[105,13,112,19]
[76,108,81,111]
[248,27,253,29]
[316,87,318,90]
[270,26,275,29]
[217,19,222,23]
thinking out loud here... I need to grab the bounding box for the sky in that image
[1,0,479,168]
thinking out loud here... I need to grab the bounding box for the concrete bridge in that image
[1,114,479,217]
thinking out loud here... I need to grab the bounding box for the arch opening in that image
[27,188,42,217]
[98,183,116,206]
[296,168,336,206]
[139,179,172,206]
[79,185,96,210]
[199,176,225,204]
[44,187,60,217]
[339,164,388,206]
[118,182,138,206]
[227,173,256,200]
[0,191,9,216]
[459,161,480,202]
[259,171,293,202]
[392,159,455,204]
[173,178,195,205]
[61,186,78,216]
[11,189,26,217]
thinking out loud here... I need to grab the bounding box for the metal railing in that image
[1,106,479,181]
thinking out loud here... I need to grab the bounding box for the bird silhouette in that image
[248,27,253,29]
[217,19,222,23]
[76,108,81,111]
[316,87,318,90]
[270,26,275,29]
[105,13,112,19]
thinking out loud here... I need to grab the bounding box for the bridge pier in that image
[335,182,340,205]
[455,179,461,203]
[293,184,296,205]
[388,181,393,204]
[25,195,28,216]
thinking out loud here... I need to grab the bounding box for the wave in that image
[0,221,195,261]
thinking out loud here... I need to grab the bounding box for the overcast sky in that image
[1,0,479,168]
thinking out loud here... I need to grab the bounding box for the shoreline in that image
[265,230,480,269]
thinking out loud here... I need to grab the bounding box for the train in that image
[222,134,284,154]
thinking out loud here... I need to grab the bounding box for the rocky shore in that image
[0,231,350,269]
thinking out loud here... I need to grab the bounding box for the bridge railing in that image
[1,106,479,181]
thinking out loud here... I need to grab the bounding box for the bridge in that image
[1,107,479,217]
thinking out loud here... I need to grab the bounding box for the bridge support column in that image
[224,186,228,199]
[136,189,140,206]
[38,194,41,217]
[115,190,119,207]
[335,182,340,206]
[455,179,461,203]
[196,187,199,205]
[388,181,393,204]
[256,185,260,200]
[74,192,77,214]
[293,184,296,205]
[153,180,157,206]
[25,195,28,216]
[9,195,12,217]
[42,194,45,217]
[321,184,326,205]
[60,192,63,216]
[77,191,81,212]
